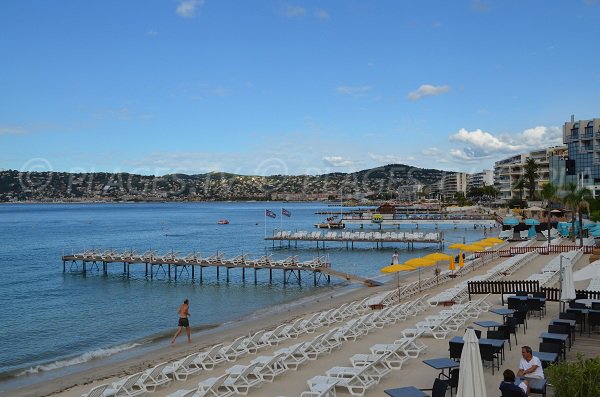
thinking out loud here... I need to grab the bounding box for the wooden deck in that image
[61,250,380,286]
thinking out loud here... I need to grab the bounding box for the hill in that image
[0,164,450,202]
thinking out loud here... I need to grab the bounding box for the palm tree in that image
[563,183,591,246]
[513,177,525,202]
[523,158,539,200]
[540,182,558,245]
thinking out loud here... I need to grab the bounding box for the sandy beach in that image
[7,241,597,397]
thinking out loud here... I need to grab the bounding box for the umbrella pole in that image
[397,272,400,302]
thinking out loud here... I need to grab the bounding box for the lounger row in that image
[404,295,491,339]
[167,298,429,397]
[273,231,441,241]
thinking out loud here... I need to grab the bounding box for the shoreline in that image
[2,276,389,397]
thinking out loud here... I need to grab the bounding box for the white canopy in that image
[573,260,600,282]
[457,328,487,397]
[561,262,576,301]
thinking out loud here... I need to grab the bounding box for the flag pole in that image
[264,209,267,239]
[280,208,283,231]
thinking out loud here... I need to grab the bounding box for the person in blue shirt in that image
[499,369,528,396]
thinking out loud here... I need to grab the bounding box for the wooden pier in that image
[265,230,444,250]
[61,250,381,286]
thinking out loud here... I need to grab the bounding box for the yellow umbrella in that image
[380,263,416,301]
[381,264,416,273]
[423,252,455,271]
[405,257,436,267]
[448,243,469,250]
[474,240,495,247]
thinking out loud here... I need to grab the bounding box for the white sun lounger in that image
[164,353,202,381]
[275,342,308,370]
[139,361,171,392]
[194,343,226,370]
[220,336,250,362]
[251,352,287,382]
[81,384,109,397]
[308,361,378,397]
[223,362,263,395]
[167,373,233,397]
[300,380,338,397]
[104,372,146,397]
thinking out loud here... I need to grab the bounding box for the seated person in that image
[517,345,544,379]
[500,369,528,397]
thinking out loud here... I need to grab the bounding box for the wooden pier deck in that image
[265,230,443,249]
[61,250,381,286]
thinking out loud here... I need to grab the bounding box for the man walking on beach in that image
[171,298,191,344]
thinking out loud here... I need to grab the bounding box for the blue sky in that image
[1,0,599,176]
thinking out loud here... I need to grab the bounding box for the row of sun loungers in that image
[300,295,491,397]
[166,298,430,397]
[274,231,441,241]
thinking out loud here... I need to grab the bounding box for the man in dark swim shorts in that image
[171,298,191,344]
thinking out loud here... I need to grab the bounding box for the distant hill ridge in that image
[0,164,451,202]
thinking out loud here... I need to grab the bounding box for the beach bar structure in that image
[61,250,381,286]
[265,230,443,250]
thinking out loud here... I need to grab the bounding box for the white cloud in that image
[335,85,373,98]
[146,30,158,36]
[315,9,329,20]
[407,84,450,101]
[450,126,562,155]
[285,4,306,17]
[450,128,522,152]
[176,0,204,18]
[323,156,357,167]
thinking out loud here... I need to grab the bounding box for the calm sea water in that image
[0,202,489,390]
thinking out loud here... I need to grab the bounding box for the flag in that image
[265,209,276,218]
[282,208,291,217]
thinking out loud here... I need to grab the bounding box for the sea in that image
[0,202,491,392]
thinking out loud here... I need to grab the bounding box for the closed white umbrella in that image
[561,262,576,301]
[457,328,487,397]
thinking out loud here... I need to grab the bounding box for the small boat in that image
[314,221,345,229]
[217,219,229,225]
[315,215,345,229]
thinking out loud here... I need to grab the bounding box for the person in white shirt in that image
[517,345,544,379]
[391,250,399,265]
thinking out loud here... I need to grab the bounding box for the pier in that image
[265,230,443,250]
[61,250,381,286]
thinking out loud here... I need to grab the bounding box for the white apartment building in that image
[493,146,567,201]
[440,172,468,199]
[467,170,494,190]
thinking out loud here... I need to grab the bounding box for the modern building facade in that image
[493,146,567,201]
[467,170,494,190]
[439,172,468,199]
[563,116,600,195]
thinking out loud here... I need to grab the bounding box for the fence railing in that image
[473,245,592,258]
[468,281,600,303]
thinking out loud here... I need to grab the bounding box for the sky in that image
[1,0,599,177]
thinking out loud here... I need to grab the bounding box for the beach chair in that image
[164,353,202,380]
[194,343,226,370]
[220,336,250,361]
[167,374,233,397]
[345,353,392,382]
[242,330,269,353]
[275,342,309,370]
[302,333,333,360]
[262,324,289,346]
[300,380,338,397]
[251,352,287,382]
[81,384,109,397]
[309,361,378,397]
[138,361,171,392]
[103,372,146,397]
[283,317,309,339]
[223,362,263,395]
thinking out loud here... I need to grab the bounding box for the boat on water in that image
[217,219,229,225]
[315,216,345,229]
